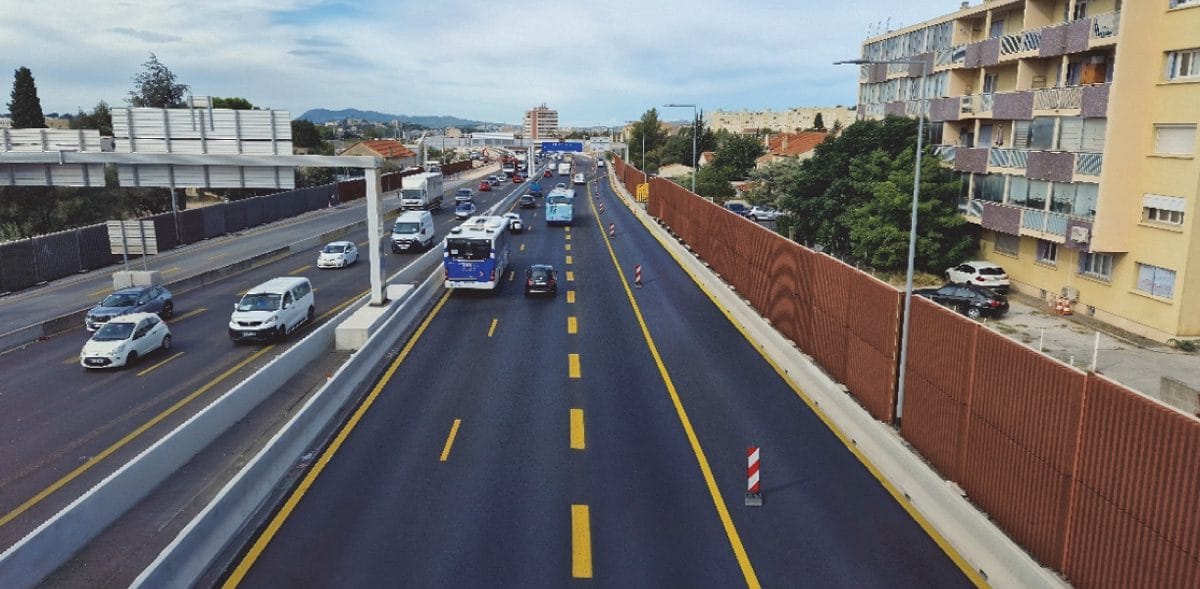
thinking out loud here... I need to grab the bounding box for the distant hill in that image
[298,108,494,128]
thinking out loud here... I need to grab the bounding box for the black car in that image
[518,194,537,208]
[524,264,558,296]
[724,202,751,217]
[914,283,1009,319]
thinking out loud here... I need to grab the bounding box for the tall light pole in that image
[835,58,928,426]
[664,103,698,194]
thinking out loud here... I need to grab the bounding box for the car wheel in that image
[161,334,171,351]
[161,301,174,319]
[967,307,983,319]
[125,351,138,367]
[307,306,315,323]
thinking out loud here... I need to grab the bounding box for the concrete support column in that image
[364,167,386,305]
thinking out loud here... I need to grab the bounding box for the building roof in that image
[764,131,828,157]
[346,139,416,159]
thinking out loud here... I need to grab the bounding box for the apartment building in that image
[523,103,559,140]
[856,0,1200,341]
[706,107,856,135]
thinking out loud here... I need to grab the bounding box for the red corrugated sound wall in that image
[622,158,1200,587]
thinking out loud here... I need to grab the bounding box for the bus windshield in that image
[446,238,492,260]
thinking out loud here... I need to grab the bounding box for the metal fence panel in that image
[260,194,280,224]
[77,224,115,270]
[844,333,897,422]
[224,199,247,232]
[33,230,82,282]
[177,209,205,245]
[306,185,331,211]
[244,197,264,227]
[202,205,227,239]
[339,178,365,202]
[0,240,37,292]
[151,213,178,251]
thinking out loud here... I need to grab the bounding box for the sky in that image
[2,0,954,127]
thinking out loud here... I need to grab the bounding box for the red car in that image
[478,181,491,192]
[543,170,553,178]
[512,174,524,183]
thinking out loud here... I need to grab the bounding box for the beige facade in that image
[706,107,855,134]
[523,103,558,140]
[857,0,1200,341]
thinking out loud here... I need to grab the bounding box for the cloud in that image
[106,27,183,43]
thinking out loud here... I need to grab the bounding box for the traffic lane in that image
[564,195,752,586]
[591,175,974,586]
[235,225,576,586]
[0,165,499,333]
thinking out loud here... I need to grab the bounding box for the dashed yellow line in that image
[87,287,110,298]
[169,307,206,323]
[566,271,575,282]
[570,409,585,450]
[487,318,498,337]
[440,419,462,462]
[566,255,573,265]
[568,316,578,334]
[565,244,572,251]
[567,290,576,304]
[507,270,515,282]
[571,504,593,578]
[568,353,581,378]
[520,243,526,252]
[287,264,310,275]
[137,351,184,377]
[162,267,181,275]
[566,234,572,241]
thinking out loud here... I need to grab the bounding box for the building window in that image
[1079,252,1113,280]
[1170,0,1200,7]
[1036,240,1059,264]
[1030,117,1056,150]
[995,233,1020,255]
[1144,207,1185,225]
[1027,179,1050,211]
[1074,183,1098,218]
[1136,264,1176,298]
[1008,175,1029,207]
[1154,124,1197,155]
[982,174,1005,202]
[1051,183,1075,214]
[1166,49,1200,81]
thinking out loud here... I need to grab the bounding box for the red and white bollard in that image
[746,446,762,506]
[608,223,616,237]
[599,202,606,214]
[634,264,643,288]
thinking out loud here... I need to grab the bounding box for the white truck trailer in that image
[400,172,445,210]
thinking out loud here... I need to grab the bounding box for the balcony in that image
[989,148,1030,170]
[1000,30,1041,56]
[1091,11,1120,43]
[1033,86,1082,111]
[1022,209,1069,239]
[932,144,957,164]
[1075,152,1103,177]
[935,46,966,68]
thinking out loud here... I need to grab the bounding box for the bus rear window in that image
[446,238,492,260]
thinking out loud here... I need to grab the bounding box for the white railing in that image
[980,93,995,113]
[1034,86,1083,110]
[1091,11,1120,40]
[961,95,980,114]
[932,144,957,163]
[1075,153,1103,176]
[1000,30,1041,55]
[1021,209,1069,237]
[989,148,1029,169]
[935,46,967,67]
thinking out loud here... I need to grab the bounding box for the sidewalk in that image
[987,291,1200,416]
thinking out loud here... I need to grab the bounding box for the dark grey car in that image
[85,285,174,331]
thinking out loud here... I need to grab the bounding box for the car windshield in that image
[457,189,471,195]
[100,293,139,307]
[393,222,420,234]
[978,267,1006,276]
[93,321,135,341]
[457,204,473,212]
[446,238,492,261]
[322,244,348,253]
[237,293,281,312]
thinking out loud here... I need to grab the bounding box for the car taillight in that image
[527,279,533,286]
[975,276,985,282]
[990,300,1000,308]
[490,269,496,281]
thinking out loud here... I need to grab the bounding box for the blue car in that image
[455,188,473,203]
[454,201,477,219]
[85,285,174,331]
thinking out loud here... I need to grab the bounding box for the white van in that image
[228,277,315,342]
[391,210,436,252]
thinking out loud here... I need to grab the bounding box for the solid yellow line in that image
[224,290,453,587]
[570,408,585,450]
[568,316,578,334]
[440,419,462,462]
[571,504,593,578]
[568,353,581,379]
[487,318,498,337]
[288,264,311,275]
[137,351,184,377]
[566,290,576,304]
[586,182,761,587]
[169,307,206,323]
[566,271,575,282]
[566,255,573,265]
[206,253,227,261]
[86,287,109,298]
[162,267,181,274]
[565,244,572,251]
[357,240,368,247]
[0,345,275,529]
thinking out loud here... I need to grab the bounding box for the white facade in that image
[706,107,855,134]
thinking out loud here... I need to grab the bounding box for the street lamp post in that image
[835,58,927,427]
[664,103,698,194]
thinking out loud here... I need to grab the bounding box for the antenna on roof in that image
[885,17,892,32]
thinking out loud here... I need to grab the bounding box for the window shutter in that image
[1058,117,1084,151]
[1154,125,1196,155]
[1081,119,1106,152]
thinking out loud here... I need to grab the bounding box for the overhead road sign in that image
[541,141,583,153]
[0,129,107,187]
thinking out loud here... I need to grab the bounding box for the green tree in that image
[710,134,764,180]
[811,112,825,131]
[693,165,735,201]
[628,108,668,172]
[70,101,113,135]
[291,119,331,154]
[128,53,189,108]
[8,67,46,128]
[829,119,844,137]
[660,115,717,168]
[211,96,255,109]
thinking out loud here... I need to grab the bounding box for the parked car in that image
[455,188,474,202]
[80,312,171,369]
[524,264,558,296]
[454,201,477,219]
[914,283,1010,319]
[519,194,537,208]
[503,212,524,232]
[946,261,1011,293]
[478,181,492,192]
[85,285,173,331]
[724,201,751,217]
[748,206,782,221]
[317,241,358,268]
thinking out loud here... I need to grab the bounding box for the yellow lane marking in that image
[0,344,275,529]
[565,244,572,251]
[487,318,498,337]
[137,351,184,377]
[620,181,986,584]
[565,226,571,233]
[568,316,578,334]
[566,255,573,265]
[357,240,368,247]
[566,271,575,282]
[162,267,181,275]
[570,409,585,450]
[440,419,462,462]
[507,270,515,282]
[571,504,593,578]
[287,264,311,275]
[224,290,453,586]
[520,243,526,252]
[587,187,761,587]
[565,234,571,241]
[86,287,110,298]
[568,353,581,379]
[169,307,206,323]
[207,253,227,261]
[566,290,576,304]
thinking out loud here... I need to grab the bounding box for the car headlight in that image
[261,315,278,327]
[108,344,126,357]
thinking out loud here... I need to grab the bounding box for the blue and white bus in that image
[545,186,576,226]
[443,216,512,290]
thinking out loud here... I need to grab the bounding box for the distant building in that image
[706,107,854,134]
[755,131,829,169]
[523,103,559,141]
[446,127,464,139]
[338,139,419,169]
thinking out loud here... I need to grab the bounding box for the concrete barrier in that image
[604,168,1065,589]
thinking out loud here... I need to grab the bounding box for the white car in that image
[503,212,524,233]
[317,241,358,268]
[748,206,782,221]
[80,312,171,369]
[946,261,1011,292]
